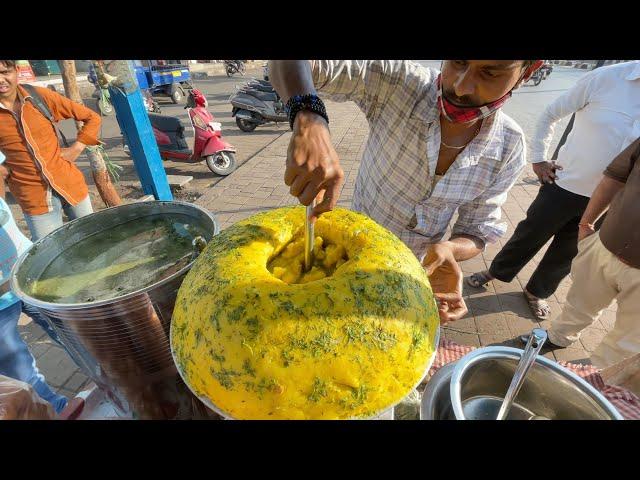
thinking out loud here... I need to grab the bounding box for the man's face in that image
[441,60,536,108]
[0,62,18,98]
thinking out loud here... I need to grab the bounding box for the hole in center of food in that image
[267,235,348,284]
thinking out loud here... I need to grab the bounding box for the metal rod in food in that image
[304,201,315,272]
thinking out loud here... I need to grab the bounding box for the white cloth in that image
[530,61,640,197]
[311,60,527,258]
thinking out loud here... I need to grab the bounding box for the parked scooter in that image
[229,79,287,132]
[148,89,237,175]
[225,60,246,77]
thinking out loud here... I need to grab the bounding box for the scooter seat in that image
[148,113,183,133]
[245,82,275,93]
[245,90,279,102]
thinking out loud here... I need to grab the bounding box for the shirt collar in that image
[626,61,640,81]
[467,112,503,162]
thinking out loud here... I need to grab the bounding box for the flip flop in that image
[466,271,494,288]
[523,292,551,320]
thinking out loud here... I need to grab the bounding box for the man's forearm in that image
[442,235,484,262]
[269,60,315,103]
[581,175,625,225]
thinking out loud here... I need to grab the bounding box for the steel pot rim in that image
[449,346,623,420]
[9,201,219,311]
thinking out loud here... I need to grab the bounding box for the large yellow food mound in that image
[171,207,439,419]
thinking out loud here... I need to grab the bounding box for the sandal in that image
[523,291,551,320]
[466,270,494,288]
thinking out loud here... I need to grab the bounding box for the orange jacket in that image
[0,85,101,215]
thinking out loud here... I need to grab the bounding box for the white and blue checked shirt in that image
[311,60,527,259]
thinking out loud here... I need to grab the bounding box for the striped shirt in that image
[311,60,527,259]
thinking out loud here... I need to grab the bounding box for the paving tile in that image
[466,293,502,314]
[492,279,522,295]
[445,316,476,333]
[30,340,54,359]
[553,348,592,365]
[479,333,515,346]
[36,346,79,389]
[63,371,91,393]
[498,293,537,318]
[503,313,540,336]
[474,310,511,334]
[442,330,481,347]
[18,322,47,344]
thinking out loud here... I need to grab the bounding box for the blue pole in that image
[107,64,172,201]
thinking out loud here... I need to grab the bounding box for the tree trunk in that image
[57,60,83,129]
[57,60,122,207]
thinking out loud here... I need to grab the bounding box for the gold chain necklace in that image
[440,124,482,150]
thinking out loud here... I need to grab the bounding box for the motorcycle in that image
[229,79,287,132]
[142,90,162,114]
[147,89,237,175]
[225,60,246,77]
[525,61,553,86]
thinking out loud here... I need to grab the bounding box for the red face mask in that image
[436,73,513,124]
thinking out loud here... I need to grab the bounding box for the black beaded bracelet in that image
[285,94,329,130]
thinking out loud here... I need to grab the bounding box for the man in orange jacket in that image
[0,60,101,240]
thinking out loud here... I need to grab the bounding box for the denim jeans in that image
[23,193,93,241]
[0,301,68,413]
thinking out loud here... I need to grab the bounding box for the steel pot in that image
[448,346,623,420]
[11,201,219,419]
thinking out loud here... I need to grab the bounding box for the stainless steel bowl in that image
[420,361,457,420]
[449,347,623,420]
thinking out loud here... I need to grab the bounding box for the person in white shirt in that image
[468,61,640,324]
